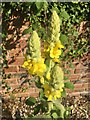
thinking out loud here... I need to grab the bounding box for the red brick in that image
[29,88,36,93]
[82,83,90,89]
[74,69,86,74]
[4,66,17,73]
[5,78,18,84]
[9,48,23,57]
[20,40,27,49]
[86,73,90,78]
[30,93,39,97]
[7,84,19,89]
[68,92,81,97]
[74,83,83,88]
[8,57,24,65]
[75,63,85,69]
[18,66,26,73]
[70,74,80,80]
[11,92,30,98]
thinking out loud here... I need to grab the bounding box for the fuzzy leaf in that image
[52,112,58,118]
[53,99,65,118]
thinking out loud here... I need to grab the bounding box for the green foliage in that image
[64,82,74,90]
[60,34,68,45]
[25,97,36,106]
[22,27,32,35]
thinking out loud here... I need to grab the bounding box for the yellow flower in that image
[44,90,53,101]
[42,42,50,58]
[55,41,64,49]
[27,58,46,76]
[43,42,50,53]
[40,77,44,84]
[43,83,63,101]
[43,83,50,89]
[36,62,46,77]
[50,47,61,58]
[22,61,29,68]
[53,58,60,63]
[53,90,62,100]
[28,62,37,75]
[46,72,51,80]
[43,84,52,101]
[22,60,31,68]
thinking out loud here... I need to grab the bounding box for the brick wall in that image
[2,15,89,99]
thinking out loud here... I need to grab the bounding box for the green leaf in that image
[64,82,74,90]
[35,2,43,10]
[61,89,66,97]
[69,62,74,69]
[48,102,53,112]
[60,9,69,20]
[39,89,44,101]
[60,34,68,45]
[32,24,38,30]
[43,2,48,10]
[64,76,69,80]
[53,99,65,119]
[73,30,78,37]
[2,33,6,38]
[25,97,36,106]
[34,104,41,115]
[22,27,32,35]
[52,3,59,13]
[52,112,58,118]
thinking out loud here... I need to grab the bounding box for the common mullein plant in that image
[22,10,72,119]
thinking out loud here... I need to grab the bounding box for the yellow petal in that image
[40,77,44,84]
[46,72,51,80]
[47,95,53,101]
[55,41,64,48]
[53,58,60,63]
[43,84,50,89]
[22,61,28,68]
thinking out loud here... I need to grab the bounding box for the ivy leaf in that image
[35,2,43,10]
[22,27,32,35]
[43,2,48,10]
[60,9,70,21]
[60,34,68,45]
[25,97,36,106]
[64,82,74,90]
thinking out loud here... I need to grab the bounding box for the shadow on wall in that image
[2,10,30,65]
